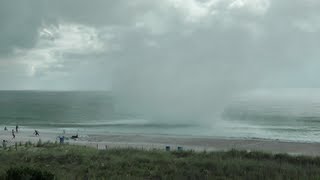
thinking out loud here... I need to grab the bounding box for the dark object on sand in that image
[34,130,39,136]
[4,127,7,131]
[166,146,170,151]
[178,146,183,151]
[71,134,78,140]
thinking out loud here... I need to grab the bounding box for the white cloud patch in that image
[168,0,217,22]
[228,0,270,15]
[19,23,105,78]
[0,23,114,90]
[135,11,171,35]
[293,17,320,33]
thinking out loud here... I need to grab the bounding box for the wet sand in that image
[1,127,320,156]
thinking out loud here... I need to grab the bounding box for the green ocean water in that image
[0,90,320,142]
[0,91,117,124]
[0,91,203,136]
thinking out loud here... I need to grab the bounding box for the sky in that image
[0,0,320,91]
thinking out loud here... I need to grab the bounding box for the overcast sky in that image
[0,0,320,91]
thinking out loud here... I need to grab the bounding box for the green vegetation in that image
[1,142,320,179]
[6,167,54,180]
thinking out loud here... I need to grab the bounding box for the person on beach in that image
[15,125,18,133]
[4,126,7,131]
[34,130,39,136]
[12,129,15,139]
[2,140,7,149]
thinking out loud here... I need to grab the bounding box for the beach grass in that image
[1,142,320,179]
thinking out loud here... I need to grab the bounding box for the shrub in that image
[25,141,33,147]
[36,139,42,147]
[6,167,54,180]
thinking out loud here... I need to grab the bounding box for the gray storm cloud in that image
[0,0,44,55]
[1,0,320,123]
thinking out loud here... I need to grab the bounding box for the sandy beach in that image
[0,126,319,156]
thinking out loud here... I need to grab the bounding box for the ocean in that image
[0,90,320,142]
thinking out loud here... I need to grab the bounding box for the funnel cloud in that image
[1,0,320,123]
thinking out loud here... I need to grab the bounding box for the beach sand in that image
[1,126,320,156]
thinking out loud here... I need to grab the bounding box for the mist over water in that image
[111,57,320,140]
[112,53,260,125]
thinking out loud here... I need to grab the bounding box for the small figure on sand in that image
[58,136,65,144]
[16,124,19,133]
[12,129,15,139]
[4,126,7,131]
[2,140,7,149]
[34,130,39,136]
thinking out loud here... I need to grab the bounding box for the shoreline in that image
[1,128,320,156]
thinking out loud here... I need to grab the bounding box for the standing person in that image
[16,124,18,133]
[4,127,7,131]
[2,140,7,149]
[12,129,15,139]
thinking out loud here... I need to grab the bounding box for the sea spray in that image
[112,58,259,126]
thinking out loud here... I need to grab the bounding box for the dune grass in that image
[1,142,320,179]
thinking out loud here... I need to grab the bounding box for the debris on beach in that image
[71,134,78,140]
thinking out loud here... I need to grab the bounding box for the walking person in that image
[15,124,19,133]
[12,129,15,139]
[34,130,39,136]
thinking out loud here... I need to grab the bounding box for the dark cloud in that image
[0,0,176,55]
[0,0,44,55]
